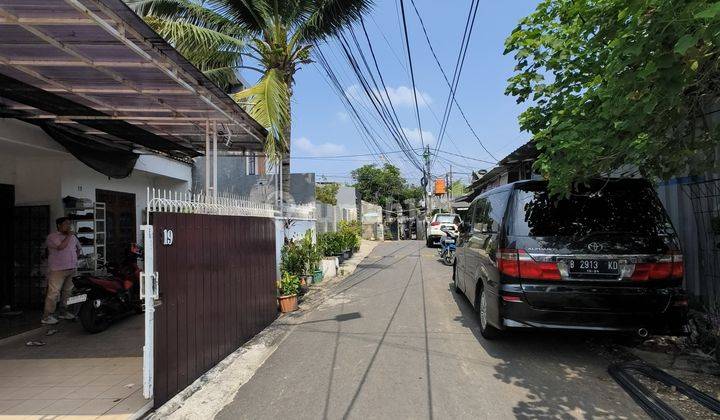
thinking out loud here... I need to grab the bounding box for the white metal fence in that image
[147,188,276,218]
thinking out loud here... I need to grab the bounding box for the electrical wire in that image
[408,0,497,162]
[399,0,426,157]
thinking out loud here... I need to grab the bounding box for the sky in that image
[260,0,540,186]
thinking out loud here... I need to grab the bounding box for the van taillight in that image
[497,249,561,280]
[631,253,684,281]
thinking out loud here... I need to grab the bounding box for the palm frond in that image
[295,0,373,42]
[202,66,242,90]
[224,0,272,35]
[128,0,243,33]
[142,16,245,89]
[233,68,290,162]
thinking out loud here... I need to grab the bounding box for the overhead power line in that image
[433,0,481,169]
[399,0,426,152]
[292,148,421,159]
[408,0,497,162]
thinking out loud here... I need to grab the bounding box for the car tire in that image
[426,237,432,247]
[477,285,500,340]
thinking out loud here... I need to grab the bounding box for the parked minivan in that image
[453,178,688,339]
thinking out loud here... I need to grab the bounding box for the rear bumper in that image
[497,286,688,335]
[427,234,443,244]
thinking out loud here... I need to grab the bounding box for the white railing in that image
[147,188,275,218]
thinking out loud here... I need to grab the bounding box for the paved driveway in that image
[218,241,644,419]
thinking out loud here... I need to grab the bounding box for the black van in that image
[453,179,688,339]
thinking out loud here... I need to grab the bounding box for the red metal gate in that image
[151,213,277,406]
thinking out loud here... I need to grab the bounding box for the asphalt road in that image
[218,241,646,419]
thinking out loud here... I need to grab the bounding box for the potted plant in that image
[338,220,361,259]
[322,232,345,263]
[298,229,321,285]
[277,272,300,313]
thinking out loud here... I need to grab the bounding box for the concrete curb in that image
[147,240,381,419]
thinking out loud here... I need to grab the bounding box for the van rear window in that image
[510,181,673,238]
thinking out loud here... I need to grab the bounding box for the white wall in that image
[58,160,189,242]
[0,118,192,242]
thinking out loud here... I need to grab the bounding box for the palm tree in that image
[129,0,373,203]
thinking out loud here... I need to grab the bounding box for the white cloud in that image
[293,137,347,157]
[344,84,432,108]
[336,111,349,122]
[401,127,436,147]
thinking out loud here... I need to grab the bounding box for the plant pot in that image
[343,250,351,260]
[278,294,298,313]
[333,253,345,264]
[313,269,323,283]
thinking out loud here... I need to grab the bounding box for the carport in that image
[0,0,266,418]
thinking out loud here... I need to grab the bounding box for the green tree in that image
[316,182,339,205]
[351,163,421,208]
[450,180,466,197]
[130,0,373,201]
[505,0,720,196]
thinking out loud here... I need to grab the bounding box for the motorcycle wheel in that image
[443,251,454,266]
[79,301,111,333]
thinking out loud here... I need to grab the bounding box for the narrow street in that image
[218,241,645,419]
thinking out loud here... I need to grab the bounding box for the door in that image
[13,206,50,309]
[456,201,476,292]
[465,191,511,309]
[96,189,136,265]
[465,197,490,302]
[0,184,13,307]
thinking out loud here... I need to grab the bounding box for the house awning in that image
[0,0,266,159]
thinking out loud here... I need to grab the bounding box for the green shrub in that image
[298,229,322,272]
[280,242,304,277]
[339,220,361,251]
[318,232,344,256]
[278,271,300,296]
[282,229,322,275]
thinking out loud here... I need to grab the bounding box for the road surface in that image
[218,241,645,419]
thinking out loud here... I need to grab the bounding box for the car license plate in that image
[568,259,619,275]
[66,294,87,305]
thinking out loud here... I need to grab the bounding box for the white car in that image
[426,213,461,247]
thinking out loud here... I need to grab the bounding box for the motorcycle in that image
[438,225,457,266]
[68,244,143,333]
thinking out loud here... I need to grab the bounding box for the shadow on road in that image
[448,283,640,419]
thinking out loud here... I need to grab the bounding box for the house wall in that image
[335,185,358,210]
[0,118,192,242]
[58,160,189,242]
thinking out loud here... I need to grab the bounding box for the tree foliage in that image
[351,164,421,208]
[505,0,720,196]
[316,182,340,205]
[129,0,373,196]
[450,180,467,197]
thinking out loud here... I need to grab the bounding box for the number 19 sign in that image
[162,229,174,246]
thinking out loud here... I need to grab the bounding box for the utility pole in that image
[449,164,453,212]
[423,145,432,215]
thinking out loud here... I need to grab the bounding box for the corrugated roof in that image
[0,0,266,158]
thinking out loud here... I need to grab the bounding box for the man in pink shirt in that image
[42,217,82,325]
